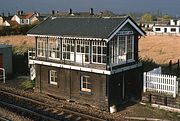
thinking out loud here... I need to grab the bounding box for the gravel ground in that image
[0,106,33,121]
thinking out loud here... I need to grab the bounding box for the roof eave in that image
[107,16,146,41]
[27,34,108,41]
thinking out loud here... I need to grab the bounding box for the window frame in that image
[48,38,60,60]
[49,70,57,85]
[62,39,75,61]
[155,28,161,31]
[37,38,46,57]
[80,75,91,92]
[110,35,135,66]
[92,41,107,64]
[76,40,90,63]
[171,28,176,32]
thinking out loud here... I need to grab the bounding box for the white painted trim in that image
[27,34,106,41]
[111,62,142,74]
[29,59,142,75]
[29,59,111,75]
[108,18,145,41]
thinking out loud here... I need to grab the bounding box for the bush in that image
[0,24,37,36]
[139,57,159,72]
[20,79,35,90]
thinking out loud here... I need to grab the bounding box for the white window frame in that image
[37,38,46,57]
[48,38,60,60]
[110,35,134,66]
[49,70,57,85]
[80,75,91,92]
[62,39,74,61]
[76,40,90,63]
[92,41,107,64]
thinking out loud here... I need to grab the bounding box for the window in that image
[37,38,46,57]
[49,70,57,85]
[110,35,134,65]
[62,39,74,61]
[48,38,60,59]
[80,76,91,92]
[155,28,161,31]
[21,19,24,23]
[171,28,176,32]
[76,40,90,63]
[92,41,107,63]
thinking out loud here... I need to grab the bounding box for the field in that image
[0,35,34,55]
[139,35,180,65]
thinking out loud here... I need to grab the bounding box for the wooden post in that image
[173,76,177,98]
[177,59,179,70]
[169,60,172,70]
[164,96,167,106]
[143,72,147,92]
[149,94,152,103]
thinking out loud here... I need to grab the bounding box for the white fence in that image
[143,72,178,98]
[0,68,5,83]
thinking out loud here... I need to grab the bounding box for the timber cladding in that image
[35,64,108,110]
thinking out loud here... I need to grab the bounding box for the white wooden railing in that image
[143,72,178,98]
[0,68,5,83]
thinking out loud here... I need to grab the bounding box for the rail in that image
[0,116,12,121]
[0,89,108,121]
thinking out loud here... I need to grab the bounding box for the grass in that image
[119,103,180,120]
[139,35,180,65]
[20,79,35,90]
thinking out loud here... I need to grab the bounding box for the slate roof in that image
[17,12,34,19]
[6,20,19,26]
[28,16,145,39]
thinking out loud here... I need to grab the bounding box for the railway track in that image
[0,116,12,121]
[0,89,108,121]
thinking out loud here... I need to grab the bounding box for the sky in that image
[0,0,180,16]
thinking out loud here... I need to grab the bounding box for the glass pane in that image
[77,45,80,52]
[103,56,106,63]
[85,54,89,62]
[67,53,70,59]
[63,53,66,59]
[98,47,101,54]
[63,44,66,51]
[98,55,101,63]
[85,46,89,53]
[51,77,54,82]
[67,44,70,51]
[93,46,96,53]
[71,44,74,52]
[103,47,106,54]
[83,83,86,88]
[93,55,96,62]
[81,46,84,53]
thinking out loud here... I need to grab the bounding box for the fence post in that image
[173,76,177,98]
[177,59,179,70]
[169,60,172,70]
[143,72,147,92]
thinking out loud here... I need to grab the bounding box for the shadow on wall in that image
[13,52,29,76]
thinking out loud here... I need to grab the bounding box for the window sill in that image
[80,91,92,95]
[110,60,135,67]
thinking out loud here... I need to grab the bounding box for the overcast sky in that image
[0,0,180,16]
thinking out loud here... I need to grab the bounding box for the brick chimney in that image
[20,10,23,15]
[90,8,94,15]
[52,10,55,15]
[69,8,72,15]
